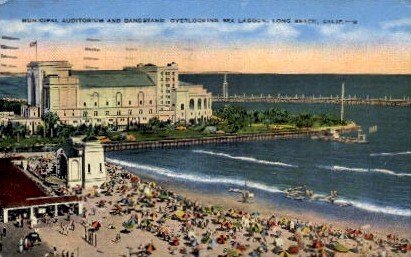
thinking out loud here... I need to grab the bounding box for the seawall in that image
[103,125,357,151]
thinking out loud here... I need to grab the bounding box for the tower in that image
[340,82,345,122]
[222,73,228,98]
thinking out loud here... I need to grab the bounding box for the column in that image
[54,204,58,217]
[30,207,35,219]
[78,202,83,215]
[3,208,8,223]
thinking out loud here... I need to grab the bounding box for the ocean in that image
[107,74,411,228]
[1,74,410,227]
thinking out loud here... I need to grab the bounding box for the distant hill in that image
[0,76,26,99]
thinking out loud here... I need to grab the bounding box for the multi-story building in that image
[19,61,212,131]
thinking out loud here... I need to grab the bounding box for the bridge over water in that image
[212,94,411,107]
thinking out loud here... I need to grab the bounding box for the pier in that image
[212,94,411,107]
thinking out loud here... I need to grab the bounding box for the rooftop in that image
[0,158,80,209]
[71,70,155,88]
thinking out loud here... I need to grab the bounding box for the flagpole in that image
[36,41,38,61]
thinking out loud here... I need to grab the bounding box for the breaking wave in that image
[335,199,411,217]
[106,158,282,193]
[318,165,411,177]
[370,151,411,157]
[107,158,411,217]
[192,150,297,168]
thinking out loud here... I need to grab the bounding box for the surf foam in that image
[192,150,297,168]
[370,151,411,157]
[318,165,411,177]
[106,158,282,193]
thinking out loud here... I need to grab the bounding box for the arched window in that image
[92,92,99,107]
[189,99,195,110]
[180,103,184,110]
[204,98,207,109]
[138,91,144,106]
[197,99,202,109]
[116,92,122,106]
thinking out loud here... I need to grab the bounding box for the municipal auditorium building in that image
[19,61,212,132]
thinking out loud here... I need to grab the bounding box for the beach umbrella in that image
[91,221,101,230]
[223,248,240,257]
[333,242,349,253]
[364,233,374,240]
[145,242,156,254]
[312,239,324,249]
[288,245,300,254]
[122,220,134,230]
[201,234,211,244]
[301,226,311,234]
[171,237,180,246]
[279,250,290,257]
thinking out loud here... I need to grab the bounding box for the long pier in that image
[212,94,411,107]
[103,126,357,151]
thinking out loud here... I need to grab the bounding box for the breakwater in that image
[103,125,357,151]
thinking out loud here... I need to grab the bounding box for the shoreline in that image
[162,182,411,239]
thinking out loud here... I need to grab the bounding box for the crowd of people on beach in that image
[76,162,410,257]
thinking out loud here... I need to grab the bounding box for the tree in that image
[12,124,27,143]
[42,112,60,137]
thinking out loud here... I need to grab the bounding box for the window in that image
[181,103,185,110]
[149,100,153,104]
[105,111,109,115]
[129,100,131,105]
[139,100,143,105]
[149,109,153,114]
[99,163,102,172]
[117,101,120,105]
[83,102,86,107]
[117,110,121,115]
[106,101,109,106]
[204,98,207,109]
[189,99,194,110]
[198,99,202,110]
[139,109,143,114]
[94,111,98,116]
[128,110,132,115]
[94,102,97,106]
[88,164,91,173]
[63,112,66,116]
[72,112,74,116]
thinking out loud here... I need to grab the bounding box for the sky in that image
[0,0,410,73]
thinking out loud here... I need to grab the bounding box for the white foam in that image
[106,158,283,194]
[318,165,411,177]
[348,200,411,217]
[192,150,297,168]
[370,151,411,157]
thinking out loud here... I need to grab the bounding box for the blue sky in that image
[0,0,410,45]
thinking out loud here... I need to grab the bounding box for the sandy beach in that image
[1,160,410,257]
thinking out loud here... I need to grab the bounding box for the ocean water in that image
[107,73,411,228]
[107,103,411,227]
[1,74,411,99]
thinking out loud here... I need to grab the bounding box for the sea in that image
[1,74,411,228]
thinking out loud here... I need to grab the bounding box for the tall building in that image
[20,61,212,131]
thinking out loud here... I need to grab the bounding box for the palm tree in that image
[13,124,26,143]
[42,112,60,137]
